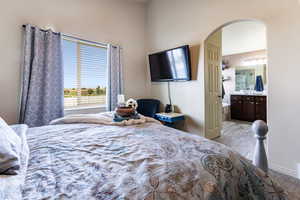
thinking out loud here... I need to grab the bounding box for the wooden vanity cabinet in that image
[255,96,267,122]
[242,96,256,121]
[230,95,267,122]
[231,95,243,120]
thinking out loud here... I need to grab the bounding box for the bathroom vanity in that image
[230,93,267,122]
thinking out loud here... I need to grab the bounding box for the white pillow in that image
[0,117,21,175]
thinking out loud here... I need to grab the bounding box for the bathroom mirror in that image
[235,64,266,91]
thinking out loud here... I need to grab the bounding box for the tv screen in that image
[149,45,191,82]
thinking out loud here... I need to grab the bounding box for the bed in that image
[1,113,287,200]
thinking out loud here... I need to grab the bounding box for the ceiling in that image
[222,21,267,56]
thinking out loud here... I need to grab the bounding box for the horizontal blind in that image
[62,39,108,109]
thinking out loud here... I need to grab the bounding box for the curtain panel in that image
[107,44,123,111]
[19,25,64,127]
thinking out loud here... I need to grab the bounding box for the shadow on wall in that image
[173,105,203,132]
[189,44,200,80]
[182,116,203,133]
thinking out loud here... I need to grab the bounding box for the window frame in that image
[62,37,109,111]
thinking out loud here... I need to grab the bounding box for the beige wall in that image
[0,0,149,124]
[146,0,300,177]
[223,50,267,67]
[222,21,266,55]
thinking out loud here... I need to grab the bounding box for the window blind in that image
[62,38,108,109]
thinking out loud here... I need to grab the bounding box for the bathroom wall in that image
[222,50,267,103]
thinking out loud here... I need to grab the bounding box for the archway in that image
[204,19,268,160]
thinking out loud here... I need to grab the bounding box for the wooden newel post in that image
[252,120,268,174]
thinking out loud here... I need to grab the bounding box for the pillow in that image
[0,117,21,175]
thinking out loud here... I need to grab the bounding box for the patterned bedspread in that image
[0,125,30,200]
[20,122,287,200]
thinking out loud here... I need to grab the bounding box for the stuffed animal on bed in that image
[126,98,138,110]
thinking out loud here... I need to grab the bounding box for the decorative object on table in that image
[126,98,138,110]
[117,94,125,104]
[137,99,160,118]
[113,98,140,122]
[165,104,173,113]
[113,111,140,122]
[117,94,126,107]
[114,106,140,122]
[115,106,136,117]
[254,75,264,92]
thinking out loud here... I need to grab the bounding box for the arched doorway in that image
[204,20,267,159]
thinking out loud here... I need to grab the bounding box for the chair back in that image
[137,99,160,118]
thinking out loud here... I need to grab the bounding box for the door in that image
[231,95,243,120]
[242,96,256,121]
[255,96,267,122]
[204,30,222,139]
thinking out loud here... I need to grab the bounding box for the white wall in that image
[0,0,149,124]
[146,0,300,178]
[222,21,266,56]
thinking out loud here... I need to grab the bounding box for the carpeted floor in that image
[214,120,300,199]
[216,120,255,160]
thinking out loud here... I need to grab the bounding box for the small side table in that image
[155,112,185,128]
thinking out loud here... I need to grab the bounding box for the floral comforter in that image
[17,122,287,199]
[0,125,30,200]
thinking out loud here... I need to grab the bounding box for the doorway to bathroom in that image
[204,20,267,160]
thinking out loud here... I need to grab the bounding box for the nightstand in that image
[155,112,185,128]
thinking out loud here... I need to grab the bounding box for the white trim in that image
[269,162,298,179]
[64,105,106,111]
[62,35,108,49]
[64,106,107,116]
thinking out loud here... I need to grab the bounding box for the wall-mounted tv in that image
[148,45,191,82]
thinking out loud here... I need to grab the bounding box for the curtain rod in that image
[22,24,109,48]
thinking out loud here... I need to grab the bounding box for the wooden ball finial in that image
[252,120,268,138]
[252,120,269,174]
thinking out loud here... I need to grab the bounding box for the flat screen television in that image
[148,45,191,82]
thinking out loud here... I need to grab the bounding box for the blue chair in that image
[137,99,160,118]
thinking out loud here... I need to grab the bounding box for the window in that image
[62,38,108,110]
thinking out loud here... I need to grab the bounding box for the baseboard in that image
[269,162,298,179]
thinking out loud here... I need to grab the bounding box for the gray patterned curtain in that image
[19,25,64,127]
[107,44,123,111]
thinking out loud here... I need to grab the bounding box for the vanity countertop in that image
[230,91,267,96]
